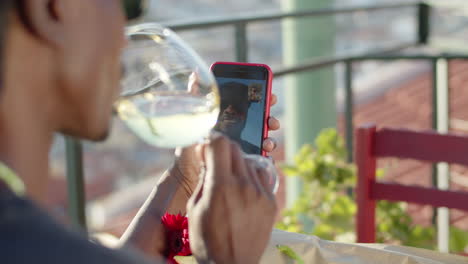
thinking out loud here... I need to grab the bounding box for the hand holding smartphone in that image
[210,62,273,156]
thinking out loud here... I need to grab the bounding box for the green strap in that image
[0,162,25,196]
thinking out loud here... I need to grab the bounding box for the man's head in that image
[215,81,250,139]
[1,0,126,141]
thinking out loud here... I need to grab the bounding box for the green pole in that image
[282,0,336,207]
[65,137,87,231]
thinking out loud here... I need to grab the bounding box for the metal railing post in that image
[344,60,354,162]
[431,59,438,231]
[432,58,450,253]
[431,59,438,141]
[235,22,248,62]
[418,2,431,45]
[65,136,87,231]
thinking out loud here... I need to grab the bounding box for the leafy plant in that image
[276,128,468,253]
[276,245,304,264]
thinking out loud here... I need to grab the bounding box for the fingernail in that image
[263,140,273,150]
[269,140,275,149]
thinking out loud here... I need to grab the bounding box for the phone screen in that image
[212,64,269,155]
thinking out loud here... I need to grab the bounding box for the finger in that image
[268,117,280,131]
[203,134,232,187]
[270,94,277,106]
[230,142,249,183]
[262,138,277,153]
[245,159,262,194]
[256,167,269,191]
[257,168,275,201]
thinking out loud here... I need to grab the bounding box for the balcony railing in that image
[65,1,468,239]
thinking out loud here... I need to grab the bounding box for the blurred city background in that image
[47,0,468,253]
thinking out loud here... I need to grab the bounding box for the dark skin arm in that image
[118,169,180,258]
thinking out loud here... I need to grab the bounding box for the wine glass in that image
[116,23,219,148]
[116,23,278,193]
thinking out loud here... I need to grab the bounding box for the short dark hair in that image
[219,81,250,114]
[0,0,13,90]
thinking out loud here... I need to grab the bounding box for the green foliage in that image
[276,128,468,253]
[450,227,468,252]
[276,245,304,264]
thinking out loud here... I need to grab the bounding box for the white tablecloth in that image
[176,229,468,263]
[259,229,468,264]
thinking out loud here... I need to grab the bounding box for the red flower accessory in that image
[161,213,192,264]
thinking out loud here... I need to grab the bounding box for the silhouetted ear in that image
[20,0,64,47]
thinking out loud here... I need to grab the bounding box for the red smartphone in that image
[210,61,273,156]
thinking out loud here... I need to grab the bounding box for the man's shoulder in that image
[0,192,150,264]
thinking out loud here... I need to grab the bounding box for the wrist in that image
[171,161,198,198]
[155,166,192,215]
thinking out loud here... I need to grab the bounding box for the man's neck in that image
[0,91,54,203]
[0,23,55,202]
[0,18,58,203]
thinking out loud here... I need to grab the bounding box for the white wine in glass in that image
[116,92,219,148]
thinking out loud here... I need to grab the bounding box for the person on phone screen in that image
[0,1,281,264]
[215,81,261,154]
